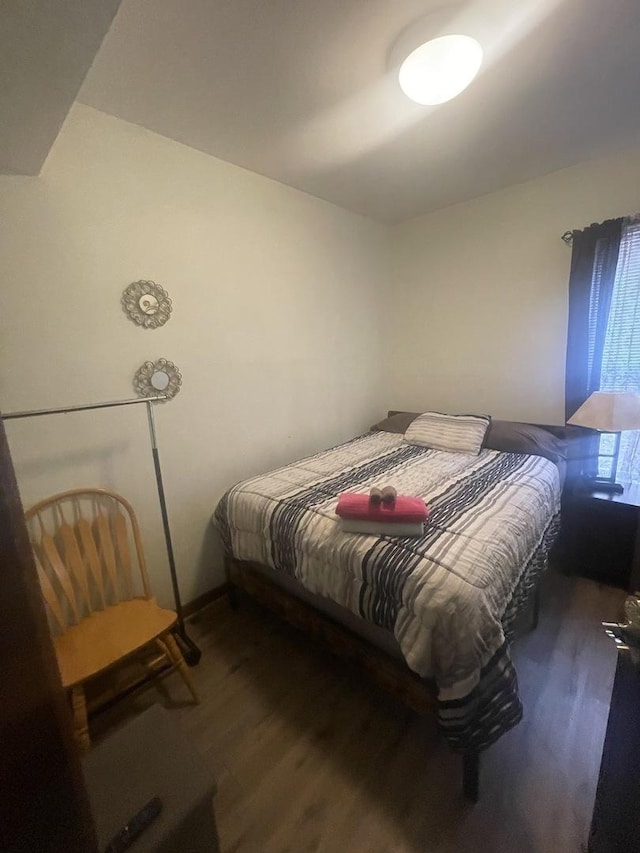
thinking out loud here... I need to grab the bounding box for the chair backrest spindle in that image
[40,532,80,624]
[94,509,119,601]
[112,510,134,599]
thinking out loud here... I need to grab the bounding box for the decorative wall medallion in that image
[133,358,182,400]
[122,280,172,328]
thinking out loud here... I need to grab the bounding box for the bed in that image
[213,412,567,800]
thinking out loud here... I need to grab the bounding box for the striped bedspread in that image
[214,431,561,753]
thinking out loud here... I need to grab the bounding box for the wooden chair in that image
[25,488,200,752]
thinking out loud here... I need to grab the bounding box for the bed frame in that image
[222,417,578,803]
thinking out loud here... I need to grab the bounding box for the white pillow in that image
[404,412,490,455]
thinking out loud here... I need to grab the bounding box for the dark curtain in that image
[565,217,624,477]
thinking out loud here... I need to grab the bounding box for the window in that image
[598,220,640,482]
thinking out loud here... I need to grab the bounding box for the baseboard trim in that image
[183,583,230,618]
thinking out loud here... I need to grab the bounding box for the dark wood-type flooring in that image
[91,571,626,853]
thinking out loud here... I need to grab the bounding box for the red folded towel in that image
[335,492,428,523]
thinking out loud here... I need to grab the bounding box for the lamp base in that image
[584,478,624,495]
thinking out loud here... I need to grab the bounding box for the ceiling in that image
[0,0,121,175]
[26,0,640,221]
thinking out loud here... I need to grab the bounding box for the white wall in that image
[0,104,389,604]
[386,145,640,424]
[4,103,640,604]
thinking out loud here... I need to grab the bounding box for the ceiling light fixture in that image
[398,34,483,106]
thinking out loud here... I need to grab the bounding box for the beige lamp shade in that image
[567,391,640,432]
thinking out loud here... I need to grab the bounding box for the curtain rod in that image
[562,214,640,247]
[2,394,167,420]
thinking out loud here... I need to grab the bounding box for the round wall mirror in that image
[133,358,182,400]
[150,370,170,391]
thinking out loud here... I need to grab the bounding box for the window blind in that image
[588,239,617,392]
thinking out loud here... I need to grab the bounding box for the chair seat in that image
[54,598,177,687]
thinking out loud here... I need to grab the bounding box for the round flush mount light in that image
[398,34,483,106]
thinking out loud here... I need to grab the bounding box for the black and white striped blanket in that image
[214,431,561,753]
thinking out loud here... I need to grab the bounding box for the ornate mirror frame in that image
[133,358,182,400]
[122,280,172,329]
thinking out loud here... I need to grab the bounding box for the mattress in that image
[214,431,561,752]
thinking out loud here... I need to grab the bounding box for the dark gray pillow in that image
[370,411,420,433]
[483,420,567,464]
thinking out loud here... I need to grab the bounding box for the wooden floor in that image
[91,571,626,853]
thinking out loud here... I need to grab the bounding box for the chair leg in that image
[71,686,90,752]
[158,633,201,704]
